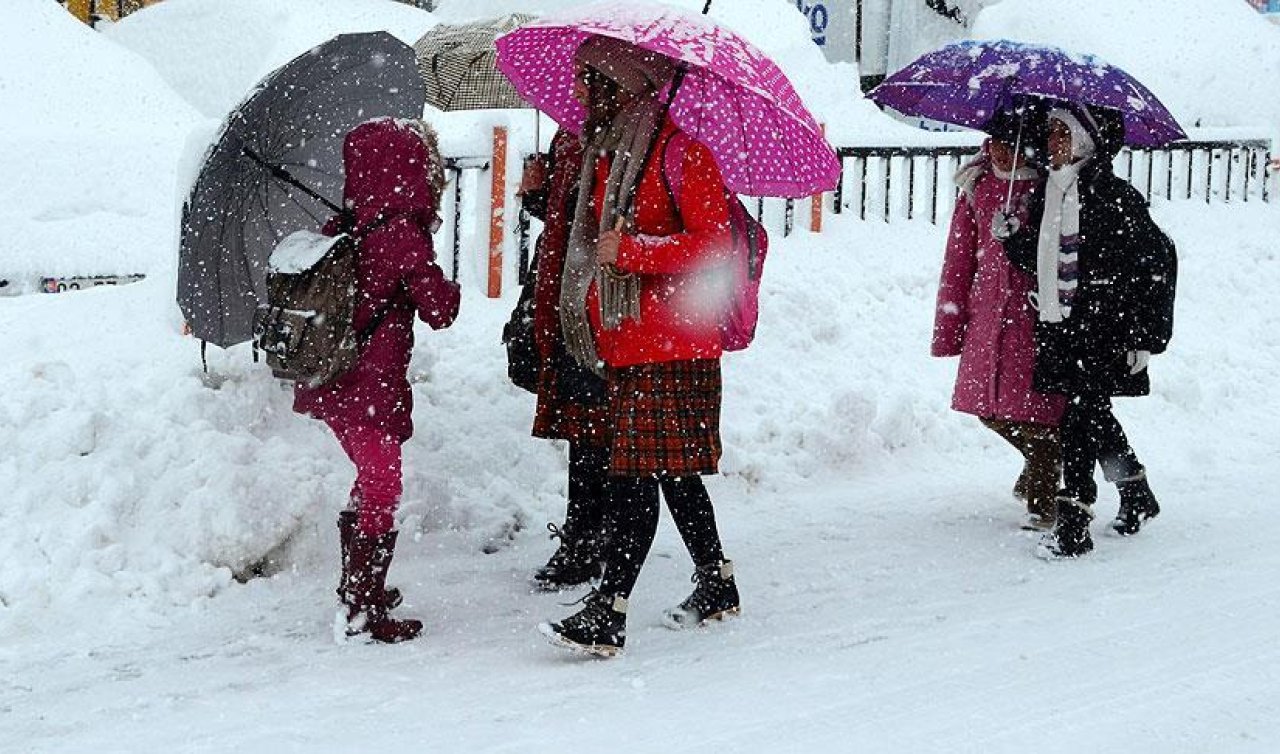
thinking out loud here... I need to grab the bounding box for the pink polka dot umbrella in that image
[494,2,840,199]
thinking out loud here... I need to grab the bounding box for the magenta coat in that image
[293,119,461,442]
[932,161,1065,426]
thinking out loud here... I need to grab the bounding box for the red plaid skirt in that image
[607,359,722,477]
[531,362,610,446]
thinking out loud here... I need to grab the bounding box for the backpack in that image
[659,131,769,352]
[502,255,540,394]
[253,221,396,388]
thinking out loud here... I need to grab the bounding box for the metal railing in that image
[830,138,1274,224]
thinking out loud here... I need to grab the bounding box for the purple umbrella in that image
[493,2,840,198]
[869,39,1186,147]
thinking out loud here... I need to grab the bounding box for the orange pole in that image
[810,124,825,234]
[488,126,507,298]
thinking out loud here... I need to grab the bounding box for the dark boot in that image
[663,561,741,629]
[340,530,422,644]
[538,589,627,658]
[1112,475,1161,536]
[338,511,402,609]
[1021,461,1062,531]
[1037,497,1095,559]
[532,523,605,591]
[1013,468,1029,503]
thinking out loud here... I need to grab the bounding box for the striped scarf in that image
[1033,109,1098,323]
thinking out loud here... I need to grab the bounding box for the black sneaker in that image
[532,523,604,591]
[1112,476,1160,536]
[538,590,627,658]
[663,561,741,629]
[1037,497,1095,559]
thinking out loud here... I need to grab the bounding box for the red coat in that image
[587,122,734,367]
[293,119,461,442]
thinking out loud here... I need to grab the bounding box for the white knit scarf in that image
[1033,109,1097,323]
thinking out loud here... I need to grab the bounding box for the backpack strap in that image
[658,130,690,214]
[659,130,762,281]
[349,212,409,349]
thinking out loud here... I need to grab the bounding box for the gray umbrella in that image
[178,31,425,348]
[414,14,537,112]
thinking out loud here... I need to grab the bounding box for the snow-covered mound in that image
[102,0,439,120]
[0,0,201,283]
[972,0,1280,136]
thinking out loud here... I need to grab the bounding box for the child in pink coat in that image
[932,117,1066,529]
[294,118,461,642]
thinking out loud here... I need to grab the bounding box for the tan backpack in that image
[253,225,395,388]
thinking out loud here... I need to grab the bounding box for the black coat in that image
[1005,164,1177,398]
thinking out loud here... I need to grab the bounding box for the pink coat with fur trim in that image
[932,164,1065,426]
[293,120,461,442]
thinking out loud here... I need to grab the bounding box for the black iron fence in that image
[829,138,1274,224]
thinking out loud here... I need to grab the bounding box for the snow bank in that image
[0,0,201,283]
[972,0,1280,136]
[102,0,439,120]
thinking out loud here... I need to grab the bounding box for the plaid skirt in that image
[607,359,722,477]
[531,359,610,446]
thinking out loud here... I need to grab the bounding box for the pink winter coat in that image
[931,158,1065,426]
[293,119,461,442]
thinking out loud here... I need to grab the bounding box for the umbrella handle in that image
[1002,115,1025,215]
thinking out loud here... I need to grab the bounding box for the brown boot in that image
[340,530,422,644]
[337,512,402,609]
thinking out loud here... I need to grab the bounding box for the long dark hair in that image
[580,64,625,143]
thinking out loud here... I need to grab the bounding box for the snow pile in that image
[101,0,439,120]
[0,0,201,284]
[972,0,1280,136]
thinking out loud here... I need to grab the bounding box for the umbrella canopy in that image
[178,32,425,348]
[869,39,1186,147]
[494,2,839,198]
[414,14,537,111]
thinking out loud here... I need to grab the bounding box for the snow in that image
[269,231,346,275]
[2,0,1279,751]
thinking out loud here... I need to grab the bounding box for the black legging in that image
[599,475,725,599]
[565,442,610,540]
[1060,393,1144,504]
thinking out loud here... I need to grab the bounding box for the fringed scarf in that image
[559,37,675,374]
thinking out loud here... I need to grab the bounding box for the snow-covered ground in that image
[2,1,1279,752]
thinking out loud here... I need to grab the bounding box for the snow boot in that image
[1036,497,1095,560]
[1012,469,1029,503]
[538,589,627,658]
[663,561,741,629]
[531,523,605,592]
[340,530,422,644]
[1112,475,1161,537]
[338,511,401,609]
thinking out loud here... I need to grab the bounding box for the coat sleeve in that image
[1110,183,1177,354]
[614,141,733,275]
[520,148,553,223]
[401,221,461,330]
[1002,185,1043,276]
[932,198,979,357]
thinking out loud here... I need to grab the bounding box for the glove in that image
[1126,350,1151,375]
[991,211,1021,241]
